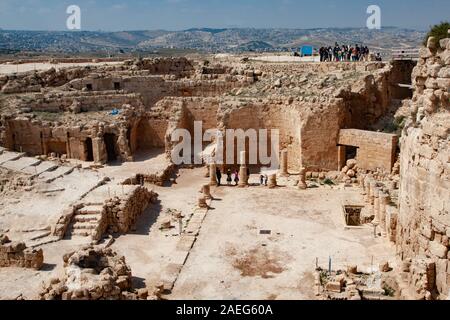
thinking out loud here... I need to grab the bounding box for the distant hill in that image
[0,27,426,55]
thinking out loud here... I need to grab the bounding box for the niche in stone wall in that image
[104,133,118,162]
[47,140,67,156]
[85,138,94,162]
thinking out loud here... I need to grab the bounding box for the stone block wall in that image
[105,186,158,234]
[396,37,450,299]
[338,129,398,172]
[0,234,44,270]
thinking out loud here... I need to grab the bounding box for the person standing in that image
[226,169,232,186]
[246,167,250,184]
[234,170,239,186]
[216,167,222,186]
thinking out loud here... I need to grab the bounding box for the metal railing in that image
[391,48,420,61]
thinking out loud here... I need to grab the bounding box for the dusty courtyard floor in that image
[0,165,396,300]
[170,174,396,300]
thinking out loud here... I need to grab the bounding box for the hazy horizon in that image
[0,0,448,32]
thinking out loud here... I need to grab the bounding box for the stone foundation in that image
[0,234,44,270]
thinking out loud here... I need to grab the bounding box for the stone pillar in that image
[209,163,217,186]
[268,174,277,189]
[373,188,380,224]
[359,174,366,193]
[238,151,248,188]
[198,196,208,209]
[337,145,346,171]
[364,179,371,203]
[298,167,307,190]
[202,184,212,200]
[380,193,390,233]
[93,137,107,164]
[280,150,289,176]
[369,181,376,206]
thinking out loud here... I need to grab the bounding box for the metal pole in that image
[328,256,332,274]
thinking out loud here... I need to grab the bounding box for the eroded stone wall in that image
[0,234,44,270]
[396,37,450,299]
[338,129,398,172]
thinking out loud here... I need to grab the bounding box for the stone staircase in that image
[69,204,106,238]
[0,149,76,182]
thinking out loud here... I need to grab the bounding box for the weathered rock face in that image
[0,234,44,270]
[39,246,139,300]
[397,37,450,300]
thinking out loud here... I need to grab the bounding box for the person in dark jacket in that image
[216,167,222,186]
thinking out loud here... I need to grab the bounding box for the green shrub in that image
[423,22,450,47]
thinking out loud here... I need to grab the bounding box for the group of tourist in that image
[214,167,269,186]
[319,43,372,62]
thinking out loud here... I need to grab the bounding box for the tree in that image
[423,22,450,47]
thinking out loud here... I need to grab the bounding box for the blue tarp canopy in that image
[300,46,313,56]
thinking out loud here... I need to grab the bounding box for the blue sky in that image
[0,0,448,31]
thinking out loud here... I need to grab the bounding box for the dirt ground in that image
[0,165,396,300]
[169,174,396,300]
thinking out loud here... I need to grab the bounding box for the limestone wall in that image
[105,186,158,234]
[20,91,143,113]
[0,234,44,270]
[396,37,450,299]
[338,129,398,172]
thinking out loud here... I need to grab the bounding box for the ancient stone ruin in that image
[39,246,150,300]
[0,35,448,300]
[0,234,44,270]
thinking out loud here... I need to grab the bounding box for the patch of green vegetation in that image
[423,22,450,47]
[383,116,406,135]
[32,111,63,122]
[383,284,396,297]
[323,178,335,186]
[319,271,329,286]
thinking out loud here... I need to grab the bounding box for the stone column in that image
[298,167,307,190]
[364,179,371,203]
[93,137,107,164]
[202,184,212,200]
[209,163,218,186]
[359,174,366,194]
[369,181,376,206]
[238,151,248,188]
[268,174,277,189]
[380,193,390,234]
[373,187,380,224]
[198,195,208,208]
[280,150,289,176]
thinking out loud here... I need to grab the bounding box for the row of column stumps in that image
[205,149,308,191]
[360,174,390,235]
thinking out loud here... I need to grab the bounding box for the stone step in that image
[37,165,75,183]
[71,229,93,237]
[23,161,59,177]
[72,222,98,230]
[0,151,25,166]
[2,157,41,172]
[73,214,101,223]
[78,205,104,215]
